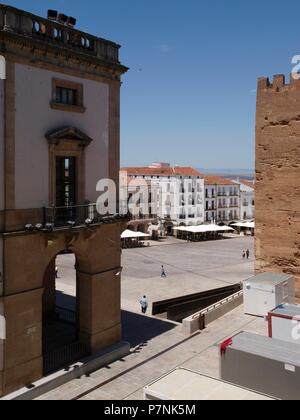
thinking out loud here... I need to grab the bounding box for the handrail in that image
[191,290,243,320]
[46,203,97,211]
[44,203,129,227]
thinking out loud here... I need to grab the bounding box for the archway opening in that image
[42,250,85,375]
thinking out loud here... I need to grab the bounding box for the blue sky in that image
[4,0,300,169]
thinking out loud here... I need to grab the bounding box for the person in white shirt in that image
[140,296,148,314]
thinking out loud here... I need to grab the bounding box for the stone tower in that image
[256,74,300,298]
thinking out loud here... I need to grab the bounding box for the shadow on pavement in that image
[52,295,177,350]
[56,290,76,311]
[122,310,177,348]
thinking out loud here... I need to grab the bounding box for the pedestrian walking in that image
[140,296,148,314]
[161,265,167,278]
[55,266,59,279]
[242,250,246,260]
[246,249,250,260]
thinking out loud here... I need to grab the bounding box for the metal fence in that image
[44,203,98,227]
[43,341,89,375]
[56,307,76,325]
[44,204,129,228]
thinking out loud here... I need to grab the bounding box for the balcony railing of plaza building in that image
[44,203,129,229]
[218,192,239,197]
[0,4,122,65]
[130,213,157,221]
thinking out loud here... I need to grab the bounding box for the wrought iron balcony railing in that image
[44,204,129,228]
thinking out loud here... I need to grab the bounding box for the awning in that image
[121,229,151,239]
[173,224,234,234]
[231,222,255,229]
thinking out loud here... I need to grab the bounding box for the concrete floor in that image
[37,305,267,400]
[36,236,262,400]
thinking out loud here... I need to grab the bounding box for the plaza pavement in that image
[122,235,254,313]
[56,236,254,314]
[36,236,262,400]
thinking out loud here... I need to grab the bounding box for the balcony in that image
[218,192,239,197]
[44,204,129,228]
[218,217,229,222]
[130,213,157,221]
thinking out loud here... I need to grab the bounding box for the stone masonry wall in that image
[256,74,300,297]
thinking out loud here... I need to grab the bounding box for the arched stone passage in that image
[42,249,84,374]
[1,222,124,392]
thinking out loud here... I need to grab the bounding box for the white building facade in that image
[204,177,240,224]
[233,180,255,221]
[122,163,205,233]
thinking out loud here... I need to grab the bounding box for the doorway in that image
[56,157,77,207]
[55,157,77,224]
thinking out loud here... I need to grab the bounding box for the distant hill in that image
[199,168,255,181]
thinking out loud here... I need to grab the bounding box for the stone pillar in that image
[78,268,121,354]
[1,289,43,396]
[0,299,4,396]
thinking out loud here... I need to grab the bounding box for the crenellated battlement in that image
[258,73,300,92]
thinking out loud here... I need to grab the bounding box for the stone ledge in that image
[182,293,244,335]
[1,341,130,400]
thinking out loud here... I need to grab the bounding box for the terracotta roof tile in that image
[239,179,255,189]
[121,167,203,177]
[204,176,237,186]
